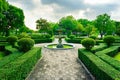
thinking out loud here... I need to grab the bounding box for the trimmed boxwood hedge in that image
[65,37,84,43]
[34,36,54,43]
[0,47,42,80]
[91,43,107,53]
[0,53,22,68]
[0,46,23,68]
[95,46,120,71]
[78,49,120,80]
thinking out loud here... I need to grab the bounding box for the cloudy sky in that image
[7,0,120,30]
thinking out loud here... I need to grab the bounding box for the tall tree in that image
[59,15,78,36]
[77,19,91,27]
[106,20,116,35]
[0,0,9,36]
[95,13,110,38]
[0,4,25,36]
[36,18,50,33]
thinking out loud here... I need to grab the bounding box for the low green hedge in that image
[0,53,22,68]
[78,49,120,80]
[95,46,120,71]
[95,40,104,45]
[91,43,107,53]
[0,47,42,80]
[34,36,54,43]
[0,46,23,68]
[65,37,83,43]
[96,46,119,57]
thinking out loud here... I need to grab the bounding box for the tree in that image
[95,13,110,38]
[106,20,116,35]
[0,0,9,36]
[84,24,93,37]
[77,19,91,27]
[115,21,120,36]
[0,4,25,36]
[36,18,50,33]
[59,15,79,36]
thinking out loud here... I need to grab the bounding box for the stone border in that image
[25,55,43,80]
[44,44,75,50]
[77,58,95,80]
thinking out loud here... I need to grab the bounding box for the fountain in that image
[45,27,74,50]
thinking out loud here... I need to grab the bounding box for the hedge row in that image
[95,46,119,57]
[95,46,120,71]
[34,36,54,43]
[65,37,83,43]
[0,46,23,68]
[78,49,120,80]
[91,43,107,53]
[0,47,42,80]
[95,40,104,45]
[0,53,22,68]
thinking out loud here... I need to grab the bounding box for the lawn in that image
[114,52,120,61]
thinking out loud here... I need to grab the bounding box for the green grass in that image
[47,44,73,48]
[114,52,120,61]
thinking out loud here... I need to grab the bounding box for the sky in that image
[7,0,120,30]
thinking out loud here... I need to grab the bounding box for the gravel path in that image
[26,39,92,80]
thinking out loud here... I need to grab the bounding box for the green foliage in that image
[18,33,31,39]
[95,46,120,71]
[18,38,35,52]
[36,18,50,32]
[0,53,22,68]
[115,22,120,36]
[0,47,42,80]
[65,37,83,43]
[59,15,83,35]
[103,35,115,47]
[95,13,111,38]
[91,43,107,53]
[89,35,97,40]
[81,38,95,50]
[69,35,76,39]
[6,36,18,47]
[34,36,54,43]
[78,49,120,80]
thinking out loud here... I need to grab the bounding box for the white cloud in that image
[7,0,120,30]
[84,0,119,5]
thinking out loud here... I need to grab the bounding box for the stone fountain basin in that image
[45,44,75,50]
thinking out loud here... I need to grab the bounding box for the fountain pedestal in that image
[57,37,63,48]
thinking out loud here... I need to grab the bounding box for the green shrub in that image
[81,38,95,50]
[31,33,42,39]
[89,35,97,40]
[91,43,107,53]
[0,47,41,80]
[18,33,31,39]
[34,36,54,43]
[65,37,84,43]
[18,38,35,52]
[69,35,75,39]
[78,49,120,80]
[6,36,18,47]
[103,35,115,47]
[44,34,51,38]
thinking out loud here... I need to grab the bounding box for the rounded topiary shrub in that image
[103,35,115,47]
[7,36,18,47]
[69,35,75,39]
[18,38,35,52]
[81,38,96,50]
